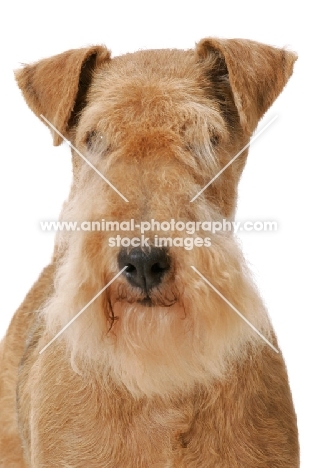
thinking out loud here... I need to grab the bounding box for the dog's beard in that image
[105,298,217,397]
[101,280,227,397]
[41,278,269,399]
[41,235,271,399]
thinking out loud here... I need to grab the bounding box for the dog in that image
[0,38,299,467]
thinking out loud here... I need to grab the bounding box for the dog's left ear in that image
[15,46,110,145]
[196,38,297,135]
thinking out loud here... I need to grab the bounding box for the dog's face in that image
[16,39,296,397]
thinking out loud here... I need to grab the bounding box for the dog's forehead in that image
[108,48,198,78]
[83,48,222,139]
[89,48,209,104]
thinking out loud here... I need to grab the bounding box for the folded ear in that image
[15,46,110,145]
[196,38,297,135]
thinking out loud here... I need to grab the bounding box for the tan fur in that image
[0,38,299,467]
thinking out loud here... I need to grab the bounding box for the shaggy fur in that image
[0,38,299,467]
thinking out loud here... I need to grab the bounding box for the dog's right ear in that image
[15,46,110,145]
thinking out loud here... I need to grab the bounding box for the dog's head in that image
[16,39,296,397]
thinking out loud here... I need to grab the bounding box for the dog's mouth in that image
[137,293,177,308]
[138,296,154,307]
[107,282,179,318]
[117,289,178,308]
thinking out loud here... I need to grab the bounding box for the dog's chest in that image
[22,364,197,467]
[97,394,195,466]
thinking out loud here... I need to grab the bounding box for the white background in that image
[0,1,311,466]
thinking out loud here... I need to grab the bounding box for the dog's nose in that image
[118,247,170,292]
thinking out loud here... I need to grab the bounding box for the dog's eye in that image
[85,130,104,151]
[210,132,220,147]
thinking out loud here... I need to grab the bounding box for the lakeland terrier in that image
[0,38,299,467]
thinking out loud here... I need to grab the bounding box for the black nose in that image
[118,247,170,293]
